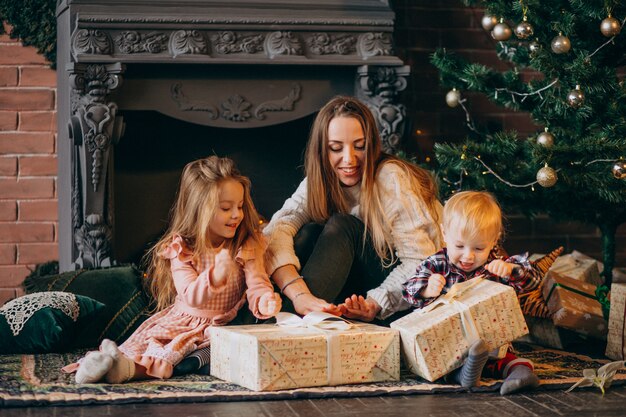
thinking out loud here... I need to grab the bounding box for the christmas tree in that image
[431,0,626,285]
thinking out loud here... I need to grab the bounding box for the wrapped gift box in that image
[210,313,400,391]
[516,316,581,350]
[390,279,528,382]
[542,271,607,340]
[606,283,626,360]
[549,252,603,286]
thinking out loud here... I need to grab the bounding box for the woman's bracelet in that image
[280,275,304,293]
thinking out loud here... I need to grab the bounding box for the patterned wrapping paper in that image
[549,253,603,286]
[606,283,626,360]
[209,319,400,391]
[542,271,607,340]
[390,279,528,382]
[516,316,581,350]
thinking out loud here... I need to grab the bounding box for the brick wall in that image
[391,1,626,266]
[0,23,57,305]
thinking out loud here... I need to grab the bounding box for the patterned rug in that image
[1,344,625,407]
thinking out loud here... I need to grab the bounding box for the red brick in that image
[0,178,54,198]
[0,132,55,153]
[0,201,17,221]
[19,200,58,221]
[17,243,58,264]
[0,244,16,264]
[503,113,540,135]
[19,111,56,131]
[0,66,18,86]
[0,223,54,243]
[0,111,18,130]
[0,288,22,306]
[0,156,17,175]
[19,67,56,87]
[19,155,57,176]
[0,44,48,65]
[0,265,31,287]
[0,89,55,111]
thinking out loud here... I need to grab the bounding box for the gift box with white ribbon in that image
[606,283,626,360]
[390,278,528,382]
[209,312,400,391]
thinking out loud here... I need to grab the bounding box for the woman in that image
[264,96,443,321]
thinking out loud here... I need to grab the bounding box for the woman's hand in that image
[485,260,516,278]
[421,273,446,298]
[293,292,341,316]
[338,295,381,322]
[258,292,282,317]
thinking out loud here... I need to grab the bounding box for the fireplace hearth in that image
[57,0,410,271]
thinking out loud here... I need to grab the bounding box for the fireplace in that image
[56,0,410,271]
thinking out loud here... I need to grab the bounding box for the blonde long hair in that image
[143,156,261,312]
[304,96,440,263]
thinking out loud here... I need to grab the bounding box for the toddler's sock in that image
[75,351,114,384]
[173,346,211,376]
[100,339,136,384]
[449,339,489,388]
[500,365,540,395]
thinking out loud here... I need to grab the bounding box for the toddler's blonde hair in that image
[443,191,503,242]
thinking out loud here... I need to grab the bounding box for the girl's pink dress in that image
[118,234,274,379]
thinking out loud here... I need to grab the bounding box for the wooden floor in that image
[4,385,626,416]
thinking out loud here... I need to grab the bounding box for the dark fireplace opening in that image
[114,110,314,264]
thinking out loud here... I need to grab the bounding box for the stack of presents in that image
[209,249,626,391]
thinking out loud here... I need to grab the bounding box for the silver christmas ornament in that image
[515,19,534,39]
[551,33,571,54]
[529,39,541,54]
[537,165,558,187]
[601,15,621,37]
[446,88,461,108]
[567,85,585,108]
[492,20,512,41]
[537,128,554,148]
[612,160,626,179]
[482,14,498,31]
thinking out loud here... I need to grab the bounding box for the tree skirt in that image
[1,344,624,407]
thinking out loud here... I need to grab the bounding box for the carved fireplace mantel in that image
[57,0,410,271]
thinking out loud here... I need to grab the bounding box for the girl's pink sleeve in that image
[159,235,228,308]
[236,235,275,319]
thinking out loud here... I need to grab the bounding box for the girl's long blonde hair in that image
[304,96,440,264]
[143,156,261,312]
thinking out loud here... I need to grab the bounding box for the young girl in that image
[401,191,542,395]
[70,156,281,383]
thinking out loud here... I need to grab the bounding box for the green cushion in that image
[0,292,105,353]
[23,265,152,349]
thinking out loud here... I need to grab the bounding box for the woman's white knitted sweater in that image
[263,162,443,319]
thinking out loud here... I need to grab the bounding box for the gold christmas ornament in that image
[482,14,498,31]
[600,15,622,37]
[446,88,461,108]
[551,33,571,54]
[537,164,558,187]
[537,128,554,148]
[492,20,512,41]
[515,18,534,39]
[567,85,585,108]
[612,160,626,179]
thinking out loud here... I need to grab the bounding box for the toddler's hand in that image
[211,249,233,287]
[258,292,282,317]
[338,295,380,322]
[485,260,515,278]
[421,274,446,298]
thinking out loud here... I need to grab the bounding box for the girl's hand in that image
[422,274,446,298]
[338,295,381,322]
[293,292,341,316]
[485,260,515,278]
[258,292,282,317]
[212,249,233,287]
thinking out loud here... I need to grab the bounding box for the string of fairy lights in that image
[442,1,626,191]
